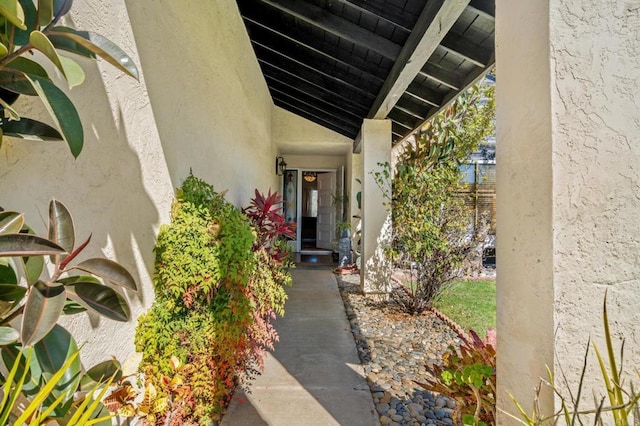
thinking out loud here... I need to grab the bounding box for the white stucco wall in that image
[497,0,640,421]
[0,1,276,368]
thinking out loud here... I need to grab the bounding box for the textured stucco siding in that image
[550,0,640,400]
[0,0,275,368]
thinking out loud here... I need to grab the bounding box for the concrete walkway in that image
[222,267,378,425]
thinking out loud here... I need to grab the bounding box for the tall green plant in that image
[0,0,139,157]
[0,200,135,422]
[373,81,494,314]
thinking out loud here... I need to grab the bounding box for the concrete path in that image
[222,267,378,426]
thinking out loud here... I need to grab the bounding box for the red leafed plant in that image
[243,189,296,261]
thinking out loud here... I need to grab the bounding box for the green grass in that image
[432,279,496,339]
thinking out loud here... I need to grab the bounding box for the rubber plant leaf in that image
[80,358,122,389]
[65,282,130,322]
[48,199,74,264]
[0,233,65,256]
[0,211,24,234]
[4,56,49,78]
[2,343,44,395]
[0,283,26,301]
[29,31,84,88]
[0,70,38,95]
[32,325,81,417]
[71,258,137,291]
[0,260,18,284]
[0,326,19,345]
[0,97,20,120]
[48,32,94,59]
[2,117,63,141]
[11,0,37,46]
[0,0,26,29]
[52,0,72,18]
[38,0,53,26]
[0,42,7,57]
[24,73,83,157]
[21,281,66,346]
[48,27,138,79]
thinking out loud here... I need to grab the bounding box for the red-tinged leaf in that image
[71,258,136,291]
[0,233,65,256]
[48,199,75,263]
[21,281,65,346]
[65,283,130,322]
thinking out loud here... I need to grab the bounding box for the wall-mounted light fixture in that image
[275,156,287,176]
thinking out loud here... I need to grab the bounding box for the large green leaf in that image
[48,27,138,79]
[0,326,19,345]
[80,358,122,389]
[0,282,26,301]
[0,211,24,234]
[2,343,43,394]
[72,258,137,291]
[57,275,100,285]
[61,298,86,315]
[48,199,74,264]
[4,56,49,78]
[38,0,53,26]
[33,324,81,415]
[0,0,26,29]
[2,117,63,141]
[24,73,83,157]
[0,233,65,256]
[21,281,66,346]
[65,282,130,322]
[22,251,45,285]
[48,32,94,59]
[29,31,84,88]
[8,0,35,46]
[0,262,18,284]
[52,0,72,18]
[0,70,37,95]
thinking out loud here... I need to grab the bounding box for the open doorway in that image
[300,171,336,253]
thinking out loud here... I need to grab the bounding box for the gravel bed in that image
[336,273,462,426]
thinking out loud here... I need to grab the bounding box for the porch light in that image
[303,172,317,182]
[276,156,287,176]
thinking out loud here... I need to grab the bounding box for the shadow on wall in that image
[0,29,167,363]
[362,214,393,294]
[124,1,276,206]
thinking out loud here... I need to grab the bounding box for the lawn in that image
[432,279,496,339]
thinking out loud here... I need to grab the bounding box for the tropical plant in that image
[0,0,139,157]
[419,329,497,426]
[373,81,494,314]
[506,292,640,425]
[0,199,135,422]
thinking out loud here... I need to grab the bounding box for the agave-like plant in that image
[0,199,135,421]
[0,0,139,157]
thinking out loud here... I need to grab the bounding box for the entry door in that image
[316,172,336,250]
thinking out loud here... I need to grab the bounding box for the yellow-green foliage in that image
[135,175,255,424]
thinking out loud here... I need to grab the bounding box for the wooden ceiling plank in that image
[265,75,365,120]
[273,97,359,136]
[252,40,378,98]
[259,60,372,112]
[324,0,412,33]
[439,33,492,67]
[259,0,401,60]
[367,0,471,120]
[243,16,386,84]
[418,63,462,90]
[405,82,443,108]
[468,0,494,19]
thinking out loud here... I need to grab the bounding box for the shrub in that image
[419,329,496,426]
[135,177,293,424]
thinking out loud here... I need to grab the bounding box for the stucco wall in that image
[497,0,640,420]
[0,1,275,368]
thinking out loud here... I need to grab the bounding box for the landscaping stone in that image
[336,273,463,425]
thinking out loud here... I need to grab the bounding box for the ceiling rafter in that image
[242,16,386,84]
[405,82,443,108]
[419,62,463,90]
[355,0,471,152]
[258,0,402,60]
[322,0,413,33]
[439,33,492,67]
[468,0,494,20]
[273,97,359,137]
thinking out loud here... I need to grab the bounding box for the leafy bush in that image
[135,176,293,424]
[0,200,135,423]
[374,83,494,314]
[419,329,496,426]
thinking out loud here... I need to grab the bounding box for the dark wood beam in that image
[258,60,372,113]
[272,97,359,138]
[264,75,364,121]
[405,82,443,108]
[259,0,401,60]
[367,0,471,120]
[252,41,379,97]
[468,0,494,19]
[324,0,412,33]
[439,33,492,67]
[268,85,362,128]
[243,16,386,84]
[419,62,463,90]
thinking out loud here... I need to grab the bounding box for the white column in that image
[497,0,640,422]
[359,119,392,294]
